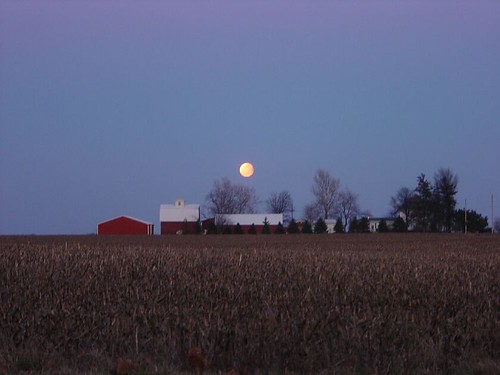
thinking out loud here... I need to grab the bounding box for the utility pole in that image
[464,199,467,234]
[492,194,494,234]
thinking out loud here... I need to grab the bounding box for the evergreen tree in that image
[262,217,271,234]
[234,223,244,234]
[359,217,370,233]
[349,217,359,233]
[378,219,389,232]
[454,209,489,233]
[207,221,217,234]
[434,168,458,232]
[275,222,285,234]
[314,217,328,234]
[334,217,344,233]
[196,219,203,234]
[287,219,299,234]
[247,223,257,234]
[302,220,313,234]
[414,174,434,231]
[392,217,408,232]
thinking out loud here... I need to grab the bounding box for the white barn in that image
[160,199,200,234]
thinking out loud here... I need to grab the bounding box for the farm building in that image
[215,213,283,234]
[325,219,338,233]
[368,217,396,232]
[97,216,154,235]
[160,199,200,234]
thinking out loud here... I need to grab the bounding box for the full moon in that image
[239,162,254,178]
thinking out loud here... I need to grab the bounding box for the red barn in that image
[97,216,154,235]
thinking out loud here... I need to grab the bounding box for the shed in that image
[97,216,154,235]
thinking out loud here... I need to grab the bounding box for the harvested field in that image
[0,234,499,374]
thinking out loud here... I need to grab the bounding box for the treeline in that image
[390,168,490,233]
[203,167,492,234]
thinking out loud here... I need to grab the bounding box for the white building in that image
[160,199,200,234]
[368,217,395,232]
[325,219,338,233]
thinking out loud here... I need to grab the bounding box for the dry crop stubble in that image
[0,234,499,374]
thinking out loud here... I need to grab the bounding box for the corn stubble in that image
[0,234,499,374]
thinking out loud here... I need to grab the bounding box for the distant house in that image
[368,217,396,232]
[160,199,200,235]
[97,216,154,235]
[215,213,283,234]
[325,219,338,234]
[396,211,416,231]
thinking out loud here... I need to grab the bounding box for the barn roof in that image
[98,215,153,226]
[160,204,200,222]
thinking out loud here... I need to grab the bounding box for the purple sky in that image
[1,1,499,234]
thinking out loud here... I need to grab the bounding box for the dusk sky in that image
[1,1,499,234]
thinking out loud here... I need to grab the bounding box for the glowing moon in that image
[239,162,254,178]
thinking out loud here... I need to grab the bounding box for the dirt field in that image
[1,234,499,374]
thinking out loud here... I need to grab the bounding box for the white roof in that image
[160,203,200,222]
[368,217,395,222]
[216,213,283,226]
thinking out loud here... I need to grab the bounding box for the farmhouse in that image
[368,217,395,232]
[215,213,283,234]
[97,216,154,235]
[160,199,200,234]
[325,219,338,233]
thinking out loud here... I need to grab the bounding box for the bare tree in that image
[339,187,360,230]
[303,203,320,223]
[205,178,234,215]
[310,168,340,220]
[205,177,258,216]
[233,184,259,214]
[266,191,293,221]
[390,186,415,226]
[493,217,500,234]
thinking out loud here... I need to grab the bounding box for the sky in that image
[1,1,499,234]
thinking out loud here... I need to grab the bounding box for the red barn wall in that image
[238,224,279,234]
[199,221,279,234]
[98,217,153,235]
[161,221,199,235]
